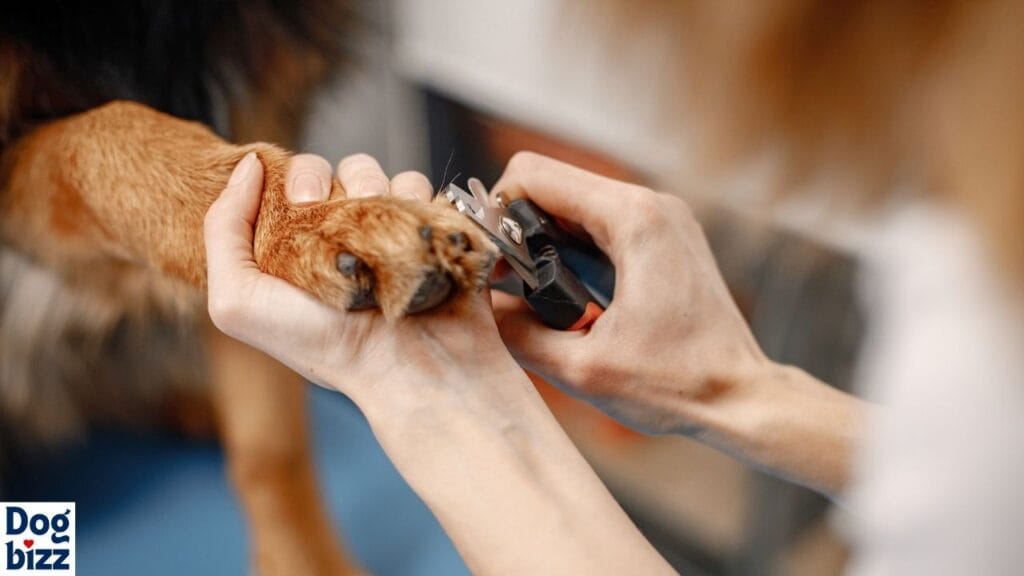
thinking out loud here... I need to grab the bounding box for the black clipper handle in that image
[506,199,615,330]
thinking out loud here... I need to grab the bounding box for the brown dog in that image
[0,2,492,574]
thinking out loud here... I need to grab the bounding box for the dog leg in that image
[0,100,494,574]
[208,324,360,576]
[0,100,496,317]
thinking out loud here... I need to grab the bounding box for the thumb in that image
[491,152,629,255]
[205,151,265,291]
[492,291,583,381]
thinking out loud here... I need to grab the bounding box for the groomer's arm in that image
[204,155,676,575]
[354,353,675,575]
[491,152,867,496]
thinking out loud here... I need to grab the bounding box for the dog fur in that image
[0,2,493,574]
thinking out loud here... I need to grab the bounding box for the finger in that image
[489,258,514,284]
[491,290,530,324]
[390,171,433,202]
[205,152,264,277]
[337,153,389,199]
[491,151,637,252]
[205,153,269,326]
[286,154,333,205]
[493,294,585,381]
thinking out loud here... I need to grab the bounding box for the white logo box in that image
[1,502,75,575]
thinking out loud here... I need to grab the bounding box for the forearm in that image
[353,368,675,575]
[689,363,866,496]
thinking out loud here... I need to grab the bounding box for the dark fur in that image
[0,0,350,140]
[0,0,350,458]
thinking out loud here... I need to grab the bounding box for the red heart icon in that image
[23,539,33,549]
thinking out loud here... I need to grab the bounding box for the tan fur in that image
[0,99,495,575]
[0,4,391,574]
[1,101,493,318]
[208,327,353,576]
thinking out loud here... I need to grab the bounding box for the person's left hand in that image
[204,153,522,410]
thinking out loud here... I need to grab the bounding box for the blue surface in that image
[8,387,468,576]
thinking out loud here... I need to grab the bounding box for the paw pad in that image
[405,270,454,314]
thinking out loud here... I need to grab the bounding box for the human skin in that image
[206,149,866,572]
[489,152,867,495]
[204,153,676,575]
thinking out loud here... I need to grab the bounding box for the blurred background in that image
[6,1,887,574]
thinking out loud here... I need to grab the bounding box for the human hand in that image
[204,152,521,409]
[490,152,775,435]
[205,152,679,571]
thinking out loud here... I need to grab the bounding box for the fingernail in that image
[358,176,389,198]
[288,171,328,205]
[229,152,257,186]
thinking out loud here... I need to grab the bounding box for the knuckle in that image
[622,187,667,230]
[630,188,659,214]
[658,192,704,235]
[657,191,694,219]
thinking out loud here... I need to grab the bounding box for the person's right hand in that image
[491,152,864,494]
[491,152,776,436]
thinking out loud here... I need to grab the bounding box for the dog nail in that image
[419,225,433,241]
[337,253,361,277]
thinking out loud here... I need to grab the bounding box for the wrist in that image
[357,365,547,451]
[688,361,865,495]
[343,355,535,420]
[351,366,673,574]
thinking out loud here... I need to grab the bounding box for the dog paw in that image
[255,193,497,319]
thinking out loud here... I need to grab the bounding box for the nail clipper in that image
[442,178,614,330]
